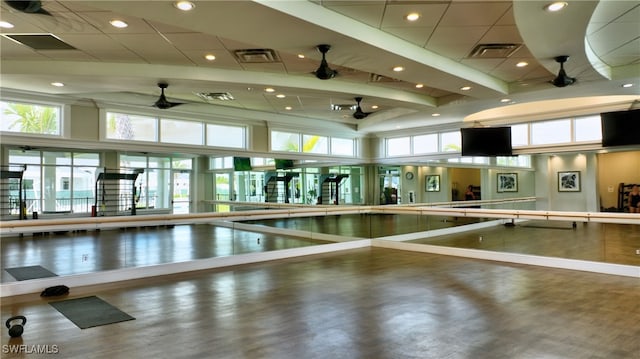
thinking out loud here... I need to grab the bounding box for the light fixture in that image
[265,88,275,93]
[516,61,528,67]
[204,54,216,61]
[0,21,14,29]
[460,86,471,91]
[431,113,441,117]
[276,94,286,98]
[405,13,420,21]
[500,98,511,103]
[285,106,292,110]
[297,54,305,59]
[371,105,379,109]
[544,2,568,12]
[393,66,404,72]
[51,82,64,87]
[174,1,195,11]
[622,83,633,88]
[109,19,128,28]
[415,83,424,88]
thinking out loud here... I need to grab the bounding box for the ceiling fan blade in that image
[5,1,52,15]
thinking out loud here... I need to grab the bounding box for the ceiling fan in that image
[551,55,576,88]
[353,97,372,119]
[4,0,52,16]
[314,44,337,80]
[153,83,184,109]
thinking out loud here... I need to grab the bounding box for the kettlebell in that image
[5,315,26,338]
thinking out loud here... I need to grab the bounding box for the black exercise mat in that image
[49,296,135,329]
[5,265,58,281]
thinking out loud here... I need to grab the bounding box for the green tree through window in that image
[1,101,60,135]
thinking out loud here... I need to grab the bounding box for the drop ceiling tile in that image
[146,20,195,34]
[424,42,472,61]
[381,3,449,28]
[240,62,288,74]
[324,3,386,28]
[460,58,505,72]
[57,33,130,51]
[427,26,490,45]
[439,2,511,26]
[46,11,104,34]
[73,11,156,34]
[34,49,96,61]
[0,36,49,59]
[181,50,243,70]
[80,49,145,62]
[163,33,227,51]
[495,6,515,26]
[478,25,523,44]
[381,26,435,47]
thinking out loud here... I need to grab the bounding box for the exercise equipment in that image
[6,315,27,337]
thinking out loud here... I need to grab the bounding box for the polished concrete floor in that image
[2,248,639,359]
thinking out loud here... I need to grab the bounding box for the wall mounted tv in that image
[275,159,294,169]
[461,127,513,156]
[601,109,640,147]
[233,157,252,171]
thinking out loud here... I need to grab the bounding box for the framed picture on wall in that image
[426,175,440,192]
[497,173,518,192]
[558,171,581,192]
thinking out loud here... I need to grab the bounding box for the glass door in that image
[172,170,190,214]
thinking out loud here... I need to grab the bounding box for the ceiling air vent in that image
[369,73,400,82]
[468,43,521,58]
[233,49,280,63]
[3,34,76,50]
[195,92,234,101]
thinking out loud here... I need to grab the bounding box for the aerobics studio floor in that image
[2,213,638,283]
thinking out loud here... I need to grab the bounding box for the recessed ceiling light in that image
[460,86,471,91]
[371,105,379,109]
[204,54,216,61]
[544,2,568,12]
[405,13,420,21]
[432,113,441,117]
[51,82,64,87]
[415,83,424,88]
[516,61,528,67]
[297,54,305,59]
[276,94,286,98]
[622,83,633,88]
[174,1,195,11]
[500,98,511,103]
[393,66,404,72]
[265,88,275,93]
[285,106,292,110]
[109,19,128,28]
[0,21,14,29]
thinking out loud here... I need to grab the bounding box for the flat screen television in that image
[275,159,294,169]
[233,157,252,171]
[601,109,640,147]
[461,127,513,156]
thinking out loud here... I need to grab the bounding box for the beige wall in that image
[598,151,640,209]
[69,104,100,140]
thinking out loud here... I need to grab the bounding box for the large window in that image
[106,112,157,142]
[271,130,355,157]
[413,134,438,154]
[387,137,411,157]
[531,119,571,145]
[440,131,461,152]
[105,111,246,149]
[161,119,203,145]
[574,115,602,142]
[8,150,99,214]
[206,124,245,148]
[1,100,61,135]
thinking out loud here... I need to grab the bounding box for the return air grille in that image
[3,34,76,50]
[233,49,280,63]
[468,43,521,58]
